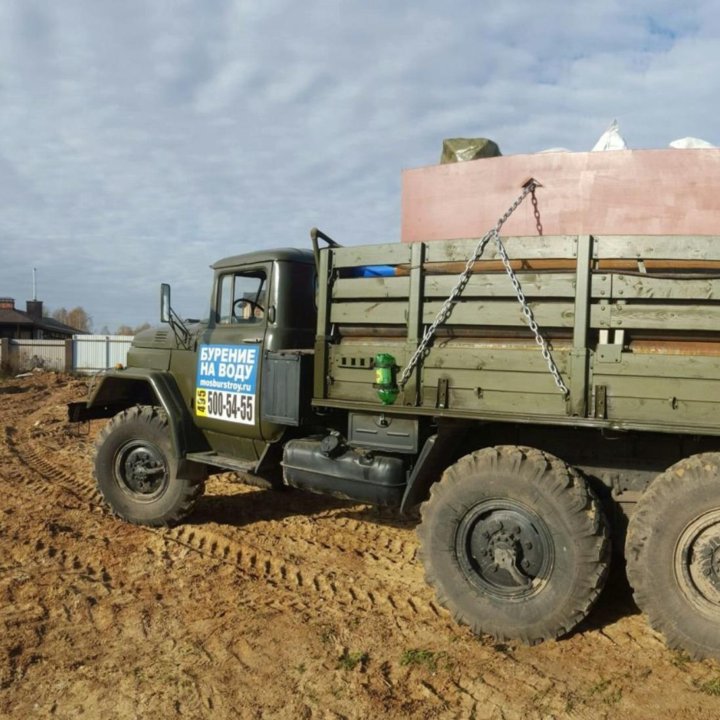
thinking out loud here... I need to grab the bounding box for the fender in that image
[68,368,208,459]
[400,422,472,514]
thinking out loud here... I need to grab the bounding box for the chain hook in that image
[397,179,568,398]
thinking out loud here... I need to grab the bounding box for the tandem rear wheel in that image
[626,453,720,660]
[417,445,611,644]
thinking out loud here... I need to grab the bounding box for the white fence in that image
[74,335,134,373]
[0,335,133,374]
[12,339,68,372]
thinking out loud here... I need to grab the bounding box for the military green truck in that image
[69,193,720,659]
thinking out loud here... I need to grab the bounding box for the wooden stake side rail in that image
[313,234,720,436]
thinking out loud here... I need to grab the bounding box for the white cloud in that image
[0,0,717,329]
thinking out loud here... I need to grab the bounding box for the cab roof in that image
[212,247,315,271]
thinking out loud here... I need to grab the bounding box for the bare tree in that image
[115,322,151,336]
[52,306,93,332]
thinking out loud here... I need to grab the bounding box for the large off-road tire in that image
[94,405,206,527]
[417,445,610,644]
[626,453,720,659]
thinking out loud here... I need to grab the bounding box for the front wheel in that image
[626,453,720,659]
[417,446,610,644]
[94,405,205,526]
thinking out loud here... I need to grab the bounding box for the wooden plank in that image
[402,149,720,242]
[611,273,720,301]
[423,272,579,299]
[424,235,578,262]
[330,301,408,325]
[426,346,571,373]
[326,380,382,404]
[423,367,568,394]
[409,258,720,275]
[606,397,719,428]
[608,304,720,332]
[593,353,720,381]
[331,338,406,351]
[422,300,575,327]
[329,366,379,383]
[332,243,411,268]
[421,386,568,416]
[594,373,720,403]
[631,340,720,357]
[595,235,720,261]
[590,304,611,328]
[333,276,410,300]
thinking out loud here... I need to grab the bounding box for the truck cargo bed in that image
[314,234,720,436]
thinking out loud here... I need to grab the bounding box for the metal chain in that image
[493,232,569,396]
[397,180,569,396]
[531,185,543,236]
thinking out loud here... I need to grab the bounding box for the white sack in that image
[591,120,628,151]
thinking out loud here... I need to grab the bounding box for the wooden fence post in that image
[65,339,74,373]
[0,338,9,373]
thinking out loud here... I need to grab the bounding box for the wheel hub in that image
[457,502,553,599]
[115,442,168,497]
[677,510,720,609]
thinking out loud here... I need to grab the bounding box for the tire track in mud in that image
[3,417,446,635]
[0,386,445,634]
[159,523,444,628]
[7,377,720,720]
[0,400,658,647]
[0,436,446,715]
[216,508,420,577]
[0,383,668,708]
[2,425,97,508]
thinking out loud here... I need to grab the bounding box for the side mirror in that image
[160,283,171,324]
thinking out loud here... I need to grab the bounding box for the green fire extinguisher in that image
[374,353,399,405]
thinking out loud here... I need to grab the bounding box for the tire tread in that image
[417,445,610,644]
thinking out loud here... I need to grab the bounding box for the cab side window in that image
[217,271,266,324]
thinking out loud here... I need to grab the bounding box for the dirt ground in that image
[2,372,720,720]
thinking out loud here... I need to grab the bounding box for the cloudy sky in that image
[0,1,718,331]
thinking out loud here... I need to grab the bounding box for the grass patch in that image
[320,627,337,645]
[671,651,692,670]
[337,650,369,671]
[698,677,720,696]
[588,678,611,696]
[587,678,622,705]
[400,648,445,672]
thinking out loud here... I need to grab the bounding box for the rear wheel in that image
[417,445,610,643]
[94,406,205,526]
[626,453,720,659]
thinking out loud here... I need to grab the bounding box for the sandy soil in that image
[2,372,720,719]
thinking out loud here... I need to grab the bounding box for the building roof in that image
[40,317,85,335]
[0,303,83,335]
[0,308,34,326]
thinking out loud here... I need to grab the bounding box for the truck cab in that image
[167,248,316,459]
[70,247,318,482]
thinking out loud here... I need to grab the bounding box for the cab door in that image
[193,264,270,449]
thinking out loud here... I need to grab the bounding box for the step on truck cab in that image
[70,223,720,661]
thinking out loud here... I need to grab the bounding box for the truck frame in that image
[70,223,720,660]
